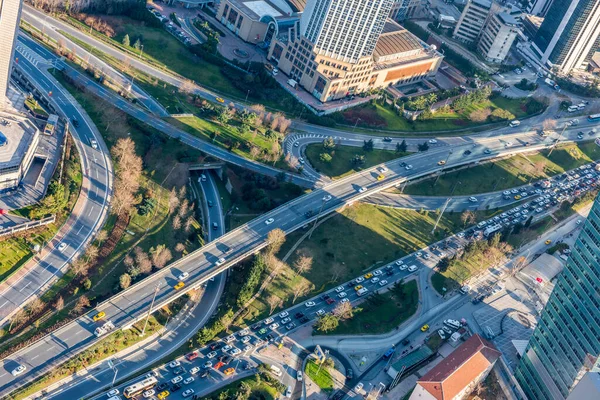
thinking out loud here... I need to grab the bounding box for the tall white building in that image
[301,0,394,63]
[0,0,24,105]
[478,12,519,63]
[526,0,554,17]
[452,0,492,44]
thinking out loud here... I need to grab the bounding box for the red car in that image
[326,298,336,305]
[185,351,199,361]
[0,209,6,215]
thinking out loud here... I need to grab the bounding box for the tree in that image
[55,296,65,311]
[330,262,345,282]
[319,153,333,163]
[363,139,374,152]
[266,228,286,255]
[28,299,44,316]
[333,301,355,320]
[417,142,429,152]
[122,34,130,47]
[120,273,132,289]
[83,278,92,290]
[315,314,339,333]
[392,279,406,300]
[351,154,365,166]
[490,108,515,121]
[180,79,196,95]
[292,281,313,303]
[217,107,233,125]
[266,294,282,314]
[437,257,450,272]
[151,244,173,269]
[469,108,491,122]
[133,38,141,50]
[294,255,313,276]
[461,210,476,227]
[397,139,407,153]
[111,138,142,216]
[72,295,90,315]
[135,246,153,274]
[323,137,336,150]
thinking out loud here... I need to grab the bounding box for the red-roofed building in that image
[410,334,502,400]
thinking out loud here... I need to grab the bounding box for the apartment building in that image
[477,12,519,63]
[452,0,492,44]
[0,0,24,104]
[526,0,554,16]
[533,0,600,74]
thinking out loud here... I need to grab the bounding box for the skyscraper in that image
[532,0,600,73]
[515,195,600,399]
[0,0,24,104]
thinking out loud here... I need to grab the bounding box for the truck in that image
[568,105,579,113]
[483,223,502,237]
[94,321,115,337]
[287,79,298,89]
[544,78,560,90]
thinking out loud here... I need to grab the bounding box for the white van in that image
[509,120,520,127]
[407,265,418,272]
[270,365,282,377]
[287,79,298,89]
[568,105,579,113]
[357,287,369,296]
[444,319,461,329]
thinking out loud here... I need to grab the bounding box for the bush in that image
[236,255,267,307]
[515,79,538,91]
[403,20,430,41]
[441,44,488,79]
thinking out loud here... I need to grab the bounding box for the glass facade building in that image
[515,195,600,399]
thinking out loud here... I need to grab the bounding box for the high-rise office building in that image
[453,0,492,44]
[533,0,600,73]
[0,0,24,104]
[515,195,600,399]
[526,0,555,17]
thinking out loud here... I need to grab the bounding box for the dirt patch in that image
[341,105,388,128]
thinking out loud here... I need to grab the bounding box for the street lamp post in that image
[108,360,119,388]
[353,118,362,131]
[308,198,327,240]
[140,283,160,337]
[548,122,569,157]
[139,44,144,59]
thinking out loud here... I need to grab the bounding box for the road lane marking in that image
[18,282,31,292]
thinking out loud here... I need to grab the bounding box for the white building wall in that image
[0,0,24,105]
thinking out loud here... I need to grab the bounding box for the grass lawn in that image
[24,96,49,117]
[404,141,600,196]
[0,229,56,283]
[329,280,418,335]
[202,375,279,400]
[305,360,335,393]
[305,144,409,179]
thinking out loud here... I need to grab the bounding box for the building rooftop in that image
[497,12,519,26]
[0,117,38,173]
[416,334,501,400]
[227,0,296,21]
[374,20,423,58]
[472,0,492,9]
[391,345,435,372]
[519,253,563,287]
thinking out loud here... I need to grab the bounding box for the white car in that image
[171,376,183,384]
[323,195,332,202]
[355,277,365,283]
[178,271,189,281]
[182,389,195,398]
[457,232,465,238]
[143,389,155,398]
[299,157,305,164]
[145,370,158,379]
[316,309,325,316]
[305,301,316,307]
[358,187,367,193]
[416,252,423,257]
[341,298,350,303]
[469,197,478,202]
[207,351,217,358]
[222,345,232,352]
[241,335,251,343]
[373,269,382,276]
[90,139,98,150]
[408,265,418,272]
[399,264,408,270]
[379,280,388,286]
[226,335,236,342]
[371,277,379,284]
[378,166,388,173]
[297,370,303,381]
[279,311,289,318]
[405,164,413,170]
[293,142,299,147]
[335,286,344,292]
[428,139,438,144]
[215,257,226,266]
[286,386,293,398]
[190,366,201,374]
[338,292,347,298]
[58,243,67,251]
[107,389,120,397]
[243,344,253,352]
[281,317,291,324]
[423,253,430,260]
[204,361,213,369]
[184,377,195,384]
[354,382,364,393]
[577,219,583,225]
[168,360,180,368]
[269,323,280,330]
[265,218,275,225]
[230,348,242,356]
[505,141,513,147]
[264,317,274,325]
[395,260,404,266]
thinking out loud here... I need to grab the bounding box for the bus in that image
[588,114,600,122]
[383,347,396,359]
[123,376,158,398]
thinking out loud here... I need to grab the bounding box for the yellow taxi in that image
[364,273,373,279]
[545,239,552,245]
[354,285,364,291]
[377,174,385,181]
[216,97,225,103]
[157,390,170,399]
[224,367,235,375]
[92,311,105,322]
[514,195,521,200]
[174,281,185,290]
[420,324,430,332]
[437,160,446,166]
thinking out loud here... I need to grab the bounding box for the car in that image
[376,173,385,181]
[224,367,235,375]
[383,137,392,142]
[215,257,226,266]
[438,160,446,166]
[299,157,305,164]
[146,370,158,379]
[171,376,183,384]
[463,150,472,156]
[358,186,367,193]
[222,345,232,352]
[379,280,388,286]
[241,335,251,343]
[405,164,413,170]
[545,239,552,245]
[203,360,213,369]
[269,323,280,330]
[107,389,120,397]
[201,370,210,378]
[484,149,491,154]
[421,324,430,332]
[185,351,199,361]
[469,197,478,202]
[503,191,510,196]
[338,292,347,298]
[265,218,275,225]
[378,166,388,173]
[207,351,217,358]
[230,348,242,356]
[183,377,195,385]
[57,242,67,252]
[297,370,303,381]
[457,232,465,238]
[226,334,236,342]
[286,323,296,330]
[220,355,233,364]
[93,311,106,322]
[408,265,418,272]
[293,141,299,147]
[428,139,438,144]
[514,195,522,200]
[182,389,195,398]
[354,285,363,291]
[322,195,332,202]
[190,366,201,374]
[341,298,350,304]
[90,139,98,150]
[174,281,185,290]
[364,273,373,279]
[505,142,513,147]
[438,329,447,339]
[395,260,404,266]
[326,297,336,304]
[300,316,310,323]
[577,219,583,225]
[143,389,155,398]
[371,277,380,283]
[373,269,383,276]
[354,382,364,393]
[355,277,365,283]
[157,383,169,391]
[178,271,190,281]
[285,386,293,397]
[259,328,268,334]
[216,97,225,103]
[423,253,430,260]
[335,286,344,292]
[157,390,170,400]
[305,301,316,307]
[264,317,274,325]
[243,344,253,351]
[295,312,305,319]
[399,263,408,270]
[316,309,326,316]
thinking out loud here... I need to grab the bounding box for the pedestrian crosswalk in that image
[15,43,49,67]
